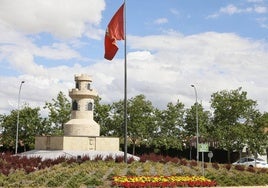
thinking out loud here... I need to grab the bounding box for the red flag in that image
[104,3,125,60]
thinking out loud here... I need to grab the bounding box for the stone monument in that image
[35,74,119,151]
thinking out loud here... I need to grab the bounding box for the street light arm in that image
[191,85,197,104]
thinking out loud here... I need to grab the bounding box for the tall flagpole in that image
[123,0,128,163]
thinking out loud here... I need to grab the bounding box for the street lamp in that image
[15,81,25,154]
[191,84,199,161]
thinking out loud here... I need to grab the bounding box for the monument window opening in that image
[75,82,79,89]
[87,102,93,111]
[72,100,78,110]
[87,83,91,90]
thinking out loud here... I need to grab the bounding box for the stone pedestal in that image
[35,136,119,151]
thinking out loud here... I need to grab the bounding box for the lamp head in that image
[21,81,25,84]
[191,84,194,87]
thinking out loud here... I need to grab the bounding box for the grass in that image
[0,155,268,187]
[0,154,268,187]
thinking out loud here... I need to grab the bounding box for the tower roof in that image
[75,74,92,82]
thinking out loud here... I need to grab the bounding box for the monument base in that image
[35,136,119,151]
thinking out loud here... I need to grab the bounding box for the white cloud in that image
[208,3,267,18]
[0,31,81,75]
[247,0,264,3]
[257,17,268,28]
[170,8,179,16]
[254,6,267,13]
[219,4,255,15]
[125,32,268,111]
[9,49,46,75]
[206,13,219,19]
[1,31,268,115]
[220,4,241,15]
[0,0,268,119]
[0,0,105,39]
[36,43,80,60]
[1,0,268,116]
[154,18,168,25]
[128,32,182,51]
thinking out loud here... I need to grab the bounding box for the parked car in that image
[232,157,268,168]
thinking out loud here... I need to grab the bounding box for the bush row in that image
[0,152,267,176]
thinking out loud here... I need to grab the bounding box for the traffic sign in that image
[198,143,209,152]
[208,151,213,158]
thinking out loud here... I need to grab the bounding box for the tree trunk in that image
[227,149,231,163]
[132,142,136,155]
[266,148,268,162]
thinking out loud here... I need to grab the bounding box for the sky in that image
[0,0,268,116]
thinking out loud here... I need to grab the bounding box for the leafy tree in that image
[93,96,113,136]
[151,100,185,152]
[184,103,212,147]
[260,112,268,160]
[245,111,268,158]
[0,105,47,152]
[109,99,125,137]
[127,95,157,154]
[210,87,259,162]
[109,95,157,155]
[44,91,71,135]
[184,103,211,161]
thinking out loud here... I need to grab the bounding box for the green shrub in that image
[84,177,103,186]
[2,153,268,187]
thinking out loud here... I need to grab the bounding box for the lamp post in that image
[15,81,25,154]
[191,84,199,161]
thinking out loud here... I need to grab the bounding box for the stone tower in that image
[35,74,119,151]
[64,74,100,136]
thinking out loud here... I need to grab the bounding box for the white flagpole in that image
[123,0,128,163]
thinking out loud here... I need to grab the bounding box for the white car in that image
[232,157,268,168]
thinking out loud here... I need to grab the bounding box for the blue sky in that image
[0,0,268,115]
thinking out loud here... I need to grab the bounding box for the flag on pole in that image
[104,3,125,60]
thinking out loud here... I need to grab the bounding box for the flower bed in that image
[112,175,217,187]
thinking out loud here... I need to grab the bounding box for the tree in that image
[184,103,211,159]
[245,111,268,158]
[184,104,212,140]
[93,96,113,136]
[210,87,259,162]
[109,95,157,155]
[109,99,125,137]
[127,95,157,154]
[0,105,47,152]
[259,112,268,160]
[44,91,71,135]
[152,100,185,152]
